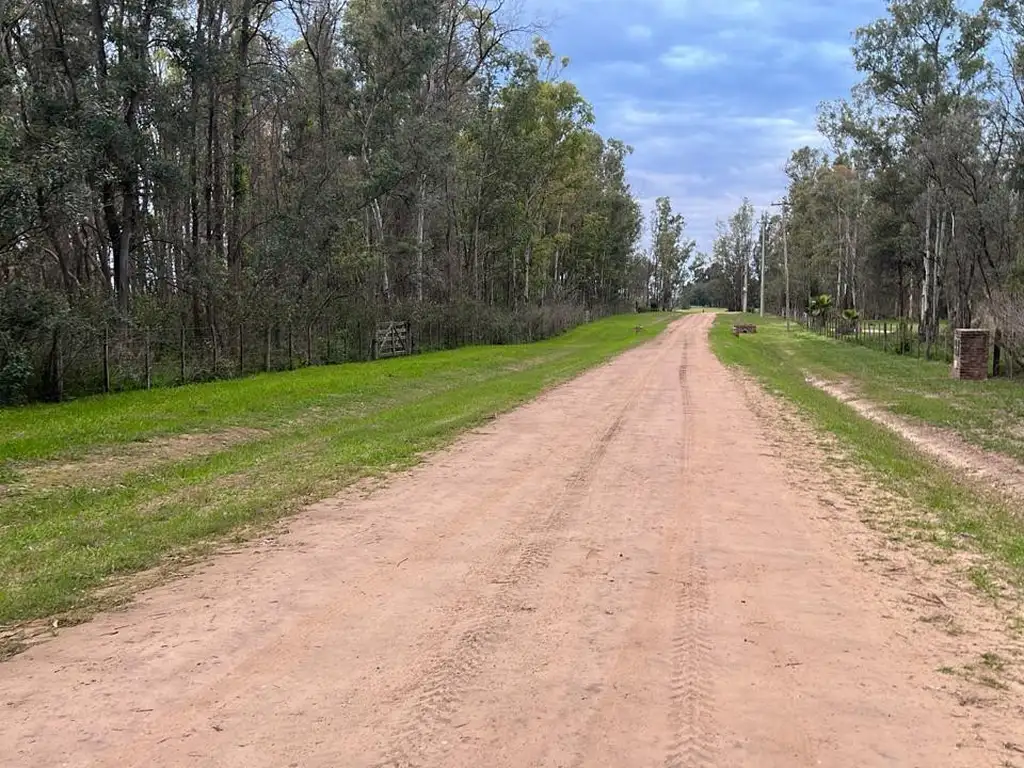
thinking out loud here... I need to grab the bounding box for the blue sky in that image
[522,0,888,252]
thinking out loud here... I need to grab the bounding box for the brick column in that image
[952,329,990,381]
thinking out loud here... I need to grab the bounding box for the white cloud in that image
[626,24,653,42]
[705,26,855,67]
[606,101,826,250]
[660,44,726,70]
[655,0,764,19]
[810,40,852,63]
[726,115,822,147]
[632,169,711,189]
[530,0,764,17]
[518,0,868,251]
[605,101,823,151]
[596,61,651,79]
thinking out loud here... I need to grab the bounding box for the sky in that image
[520,0,888,252]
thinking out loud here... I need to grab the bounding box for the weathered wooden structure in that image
[373,321,410,359]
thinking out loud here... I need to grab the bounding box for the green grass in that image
[765,319,1024,461]
[0,313,672,625]
[710,313,1024,590]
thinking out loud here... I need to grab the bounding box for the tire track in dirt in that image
[664,550,714,768]
[372,326,684,768]
[664,328,715,768]
[95,337,676,767]
[9,313,1019,768]
[560,322,717,768]
[559,324,695,768]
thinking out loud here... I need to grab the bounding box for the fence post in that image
[307,324,313,366]
[180,325,186,384]
[238,324,244,376]
[265,326,271,372]
[288,325,294,370]
[212,326,219,376]
[145,328,152,390]
[55,326,64,402]
[103,327,111,393]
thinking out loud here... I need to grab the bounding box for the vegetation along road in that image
[3,313,1022,767]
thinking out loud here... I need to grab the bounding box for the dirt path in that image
[1,315,1017,767]
[806,375,1024,501]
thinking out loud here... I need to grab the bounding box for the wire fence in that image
[804,317,956,363]
[17,303,613,404]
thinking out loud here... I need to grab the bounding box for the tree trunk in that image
[552,208,563,297]
[759,213,766,316]
[920,197,931,340]
[741,241,748,313]
[523,241,532,304]
[782,205,791,327]
[930,208,943,341]
[417,174,426,302]
[229,0,253,311]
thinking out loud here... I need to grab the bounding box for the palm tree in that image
[808,294,834,330]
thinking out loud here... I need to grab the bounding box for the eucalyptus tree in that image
[769,0,1024,364]
[2,0,672,402]
[647,197,694,310]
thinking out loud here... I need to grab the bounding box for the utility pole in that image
[771,199,790,331]
[759,211,766,317]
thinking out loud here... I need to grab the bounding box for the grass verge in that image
[755,318,1024,461]
[0,313,672,626]
[710,313,1024,591]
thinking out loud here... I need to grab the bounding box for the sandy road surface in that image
[0,315,1007,767]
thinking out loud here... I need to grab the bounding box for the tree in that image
[709,200,756,312]
[0,2,687,402]
[648,197,694,310]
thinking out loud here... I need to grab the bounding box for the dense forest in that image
[0,0,696,403]
[692,0,1024,366]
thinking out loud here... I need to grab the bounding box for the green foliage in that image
[0,283,64,405]
[768,0,1024,338]
[716,313,1024,459]
[809,294,834,318]
[0,1,662,404]
[648,197,694,310]
[705,199,757,312]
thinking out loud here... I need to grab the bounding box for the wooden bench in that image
[732,324,757,336]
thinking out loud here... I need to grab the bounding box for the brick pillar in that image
[952,329,990,381]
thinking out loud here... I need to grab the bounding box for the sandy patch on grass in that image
[10,427,268,491]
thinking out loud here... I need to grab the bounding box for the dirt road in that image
[1,315,1012,766]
